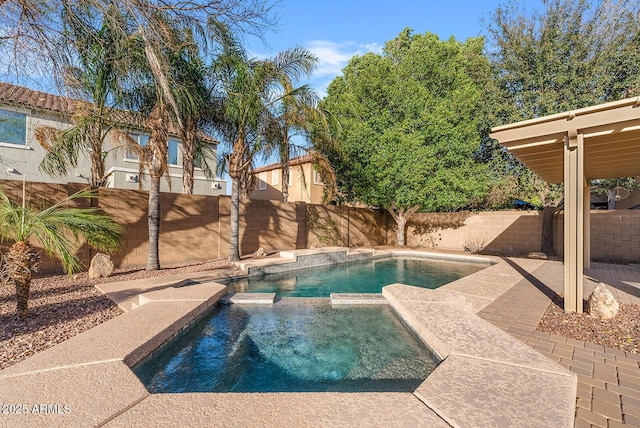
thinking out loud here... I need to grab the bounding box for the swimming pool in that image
[133,253,486,394]
[134,303,439,393]
[226,256,486,297]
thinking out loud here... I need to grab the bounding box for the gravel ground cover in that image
[0,258,232,370]
[537,294,640,354]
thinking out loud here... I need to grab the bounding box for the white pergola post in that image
[563,129,584,313]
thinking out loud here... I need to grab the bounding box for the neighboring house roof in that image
[0,82,77,115]
[0,82,218,144]
[252,154,315,174]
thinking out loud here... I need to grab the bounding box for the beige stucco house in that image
[0,82,226,194]
[249,155,326,204]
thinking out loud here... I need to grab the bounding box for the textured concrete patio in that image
[478,260,640,427]
[0,248,637,427]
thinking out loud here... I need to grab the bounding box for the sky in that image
[230,0,509,191]
[245,0,508,98]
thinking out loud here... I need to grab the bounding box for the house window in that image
[0,108,26,146]
[258,171,267,190]
[125,133,149,161]
[272,169,279,185]
[313,170,323,185]
[287,169,292,187]
[168,138,179,166]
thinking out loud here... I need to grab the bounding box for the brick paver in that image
[478,260,640,427]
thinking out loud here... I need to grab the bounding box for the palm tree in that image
[172,42,212,194]
[123,11,211,270]
[263,75,339,202]
[177,19,241,194]
[0,188,122,319]
[35,6,131,188]
[215,46,317,261]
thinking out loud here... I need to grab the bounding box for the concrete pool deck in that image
[0,248,638,427]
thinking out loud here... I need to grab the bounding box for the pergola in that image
[490,97,640,312]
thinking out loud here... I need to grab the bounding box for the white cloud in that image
[305,40,383,97]
[306,40,383,78]
[248,39,383,98]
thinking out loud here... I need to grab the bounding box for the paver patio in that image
[478,259,640,427]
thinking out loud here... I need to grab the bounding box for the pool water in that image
[134,304,439,393]
[226,257,486,297]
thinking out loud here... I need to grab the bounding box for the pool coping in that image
[0,248,577,427]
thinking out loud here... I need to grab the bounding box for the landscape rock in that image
[88,253,114,278]
[527,252,548,260]
[587,283,619,320]
[253,248,268,259]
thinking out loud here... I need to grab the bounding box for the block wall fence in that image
[1,180,639,273]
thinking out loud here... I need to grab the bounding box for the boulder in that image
[253,248,268,259]
[586,283,619,320]
[527,252,548,260]
[89,253,114,278]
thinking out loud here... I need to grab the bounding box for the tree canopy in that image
[482,0,640,207]
[321,29,489,244]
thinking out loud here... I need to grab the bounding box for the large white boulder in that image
[586,283,619,320]
[88,253,114,278]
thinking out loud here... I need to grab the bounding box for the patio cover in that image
[490,97,640,312]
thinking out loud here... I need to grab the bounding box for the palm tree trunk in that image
[7,240,39,319]
[281,159,289,202]
[182,124,196,194]
[229,176,241,261]
[147,176,161,270]
[281,139,290,202]
[91,126,106,187]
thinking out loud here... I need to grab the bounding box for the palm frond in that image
[194,139,217,179]
[0,187,122,275]
[36,123,88,178]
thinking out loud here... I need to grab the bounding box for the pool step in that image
[330,293,388,305]
[222,292,276,305]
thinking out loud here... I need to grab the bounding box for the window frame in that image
[272,169,279,185]
[313,170,323,185]
[258,171,267,190]
[0,107,27,147]
[167,138,180,166]
[124,132,149,162]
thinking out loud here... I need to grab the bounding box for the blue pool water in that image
[134,304,439,393]
[226,256,486,297]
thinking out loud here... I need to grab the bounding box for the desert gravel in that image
[537,294,640,354]
[0,259,232,370]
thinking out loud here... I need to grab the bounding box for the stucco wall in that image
[0,104,225,195]
[249,163,325,204]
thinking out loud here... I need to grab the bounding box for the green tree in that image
[321,29,489,245]
[485,0,640,207]
[123,12,185,271]
[170,25,217,194]
[262,74,336,202]
[0,188,122,319]
[216,46,316,261]
[486,0,640,254]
